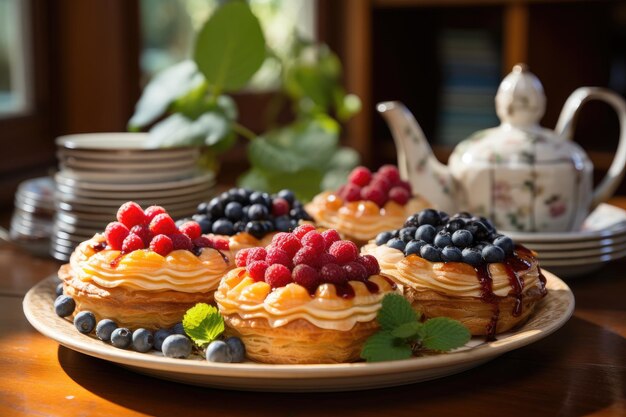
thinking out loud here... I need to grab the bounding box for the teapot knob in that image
[495,63,546,127]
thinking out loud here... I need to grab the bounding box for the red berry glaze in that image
[117,202,147,228]
[319,263,347,285]
[144,205,166,222]
[356,255,380,276]
[171,233,193,251]
[150,234,174,257]
[122,234,144,253]
[328,240,358,264]
[389,186,410,205]
[293,224,316,240]
[321,229,340,250]
[247,260,269,282]
[271,198,290,217]
[301,231,325,254]
[292,264,320,291]
[149,213,177,236]
[264,264,292,288]
[179,221,202,240]
[104,221,129,250]
[348,166,372,187]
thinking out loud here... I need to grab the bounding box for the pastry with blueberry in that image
[59,202,235,330]
[305,165,429,245]
[214,224,399,364]
[181,188,313,254]
[362,209,548,339]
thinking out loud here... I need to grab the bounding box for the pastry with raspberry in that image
[214,225,399,364]
[58,202,236,330]
[305,165,429,245]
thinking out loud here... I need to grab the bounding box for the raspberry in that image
[149,213,178,236]
[398,179,412,193]
[247,260,269,282]
[292,246,319,268]
[271,198,290,217]
[122,233,144,253]
[348,166,372,187]
[321,229,341,250]
[144,205,166,222]
[329,240,358,264]
[341,183,362,202]
[389,186,410,205]
[212,237,229,251]
[293,224,316,240]
[357,254,380,276]
[292,264,320,291]
[265,247,292,268]
[319,263,347,285]
[104,221,129,250]
[150,234,173,256]
[235,248,252,267]
[319,252,337,266]
[378,164,401,185]
[370,175,392,193]
[246,247,267,263]
[264,264,292,288]
[117,202,147,228]
[178,221,202,240]
[170,233,193,251]
[193,236,212,248]
[272,232,302,256]
[129,224,153,247]
[361,185,387,207]
[301,231,325,254]
[343,262,368,281]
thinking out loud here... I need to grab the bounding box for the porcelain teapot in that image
[378,64,626,232]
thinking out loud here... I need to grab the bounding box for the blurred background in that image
[2,0,626,210]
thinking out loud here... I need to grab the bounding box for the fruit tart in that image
[214,224,399,364]
[180,188,313,255]
[305,165,429,245]
[59,202,235,330]
[362,209,548,340]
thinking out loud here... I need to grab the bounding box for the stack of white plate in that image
[51,133,215,261]
[505,203,626,278]
[7,177,56,255]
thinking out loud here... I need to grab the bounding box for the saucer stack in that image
[51,133,215,261]
[7,177,56,255]
[506,203,626,278]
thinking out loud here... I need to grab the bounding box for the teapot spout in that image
[377,101,458,213]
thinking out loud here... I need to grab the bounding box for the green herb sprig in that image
[361,294,471,362]
[182,303,224,347]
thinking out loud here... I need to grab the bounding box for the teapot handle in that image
[555,87,626,209]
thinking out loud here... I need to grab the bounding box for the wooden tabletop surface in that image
[2,202,625,417]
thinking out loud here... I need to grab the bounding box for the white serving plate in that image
[60,157,197,172]
[532,242,626,260]
[24,272,573,392]
[520,234,626,251]
[54,171,214,192]
[55,181,214,200]
[55,133,195,152]
[58,167,197,184]
[55,192,208,209]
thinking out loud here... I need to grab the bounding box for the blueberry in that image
[452,229,473,248]
[233,221,246,233]
[474,241,490,251]
[196,202,209,214]
[404,240,426,256]
[453,211,472,219]
[404,214,420,228]
[206,340,232,363]
[441,246,463,262]
[219,191,232,204]
[415,224,437,243]
[462,247,483,266]
[277,189,295,206]
[418,209,441,226]
[225,337,246,363]
[438,211,450,224]
[482,245,505,263]
[249,192,271,208]
[154,329,172,351]
[212,219,235,235]
[245,221,266,239]
[434,231,452,248]
[111,328,132,349]
[132,328,154,353]
[445,218,466,233]
[375,231,394,246]
[207,197,224,218]
[248,204,268,221]
[224,202,244,221]
[192,214,212,234]
[386,238,406,252]
[171,322,185,335]
[55,282,64,297]
[399,227,417,243]
[54,295,75,318]
[420,244,442,262]
[228,188,248,204]
[493,235,514,255]
[477,216,496,232]
[274,216,292,232]
[73,311,96,334]
[96,319,118,341]
[465,221,490,241]
[162,335,192,359]
[290,207,312,221]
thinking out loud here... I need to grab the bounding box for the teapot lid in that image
[495,64,546,126]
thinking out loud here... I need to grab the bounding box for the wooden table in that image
[2,213,625,417]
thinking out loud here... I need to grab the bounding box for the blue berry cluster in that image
[180,188,312,239]
[375,209,514,266]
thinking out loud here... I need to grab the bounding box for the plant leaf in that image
[361,331,413,362]
[391,321,422,339]
[238,167,323,202]
[194,1,266,92]
[146,112,232,148]
[377,293,419,332]
[418,317,471,352]
[128,60,204,130]
[182,303,224,347]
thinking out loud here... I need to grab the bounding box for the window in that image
[0,0,31,116]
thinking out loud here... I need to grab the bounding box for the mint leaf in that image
[182,303,224,347]
[377,293,419,331]
[418,317,471,351]
[361,331,413,362]
[391,321,422,339]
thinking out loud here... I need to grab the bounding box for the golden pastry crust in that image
[215,267,398,364]
[305,191,429,245]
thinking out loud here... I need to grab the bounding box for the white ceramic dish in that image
[55,183,215,201]
[57,148,199,163]
[24,272,573,392]
[54,171,214,192]
[58,167,197,183]
[55,192,208,209]
[55,133,195,152]
[521,234,626,251]
[56,201,199,216]
[532,242,626,260]
[60,157,196,172]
